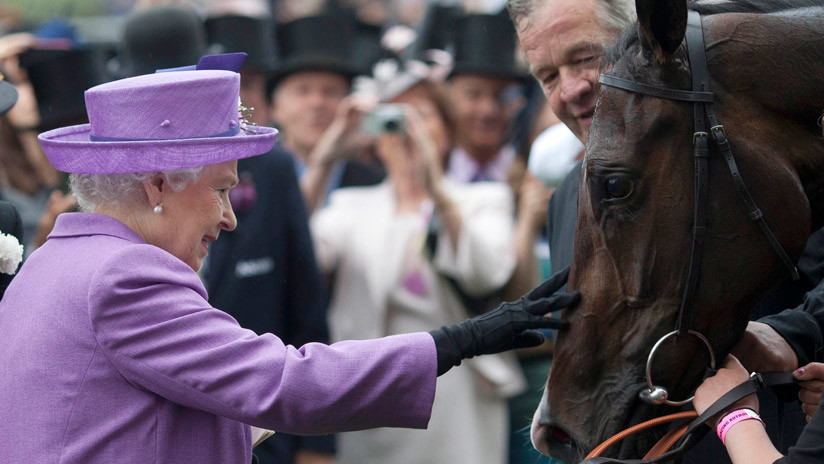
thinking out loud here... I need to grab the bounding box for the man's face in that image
[517,0,616,143]
[449,74,519,157]
[270,71,349,156]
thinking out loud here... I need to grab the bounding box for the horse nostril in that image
[549,426,572,444]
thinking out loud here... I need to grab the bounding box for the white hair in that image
[508,0,636,34]
[595,0,636,32]
[69,167,204,213]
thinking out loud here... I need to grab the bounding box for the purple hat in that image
[38,55,277,174]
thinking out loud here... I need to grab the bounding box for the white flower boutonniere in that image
[0,232,23,275]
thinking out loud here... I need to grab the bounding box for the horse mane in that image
[603,0,824,71]
[689,0,822,15]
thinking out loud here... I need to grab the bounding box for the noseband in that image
[599,11,800,407]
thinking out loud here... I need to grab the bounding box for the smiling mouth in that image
[202,235,217,252]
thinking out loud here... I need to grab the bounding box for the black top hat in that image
[450,12,524,80]
[205,15,278,73]
[272,13,358,84]
[351,19,385,77]
[19,46,112,131]
[406,4,461,59]
[118,6,207,77]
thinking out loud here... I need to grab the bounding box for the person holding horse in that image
[697,180,824,462]
[0,53,580,463]
[695,356,824,463]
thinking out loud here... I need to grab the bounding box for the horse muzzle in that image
[531,387,584,464]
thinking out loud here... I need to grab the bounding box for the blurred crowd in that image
[0,0,583,463]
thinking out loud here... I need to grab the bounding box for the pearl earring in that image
[153,204,163,214]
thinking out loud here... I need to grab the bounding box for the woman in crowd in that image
[311,59,523,464]
[0,32,76,256]
[0,55,578,464]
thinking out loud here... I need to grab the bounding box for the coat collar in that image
[47,212,147,244]
[446,145,515,184]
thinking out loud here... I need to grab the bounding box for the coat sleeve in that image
[760,283,824,367]
[87,245,436,435]
[773,396,824,463]
[431,183,516,297]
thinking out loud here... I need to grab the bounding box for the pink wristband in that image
[716,408,764,445]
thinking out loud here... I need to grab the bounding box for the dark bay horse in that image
[533,0,824,461]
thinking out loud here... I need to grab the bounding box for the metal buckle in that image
[710,125,726,141]
[639,330,717,407]
[693,131,708,145]
[750,371,766,390]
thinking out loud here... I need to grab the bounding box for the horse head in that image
[534,0,824,461]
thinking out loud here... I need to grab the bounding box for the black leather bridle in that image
[597,10,800,407]
[581,11,800,462]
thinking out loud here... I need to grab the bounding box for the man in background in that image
[446,11,525,184]
[201,11,335,464]
[268,12,384,212]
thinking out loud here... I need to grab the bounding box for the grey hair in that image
[69,167,204,212]
[595,0,636,32]
[508,0,636,33]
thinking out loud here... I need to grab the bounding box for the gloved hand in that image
[429,267,579,375]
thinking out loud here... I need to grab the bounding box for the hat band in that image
[89,124,240,142]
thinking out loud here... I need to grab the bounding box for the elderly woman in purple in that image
[0,54,577,464]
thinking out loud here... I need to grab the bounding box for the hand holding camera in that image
[361,103,406,136]
[368,103,444,199]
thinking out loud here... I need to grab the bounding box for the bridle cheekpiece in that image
[598,10,799,408]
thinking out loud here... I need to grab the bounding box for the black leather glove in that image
[429,267,579,376]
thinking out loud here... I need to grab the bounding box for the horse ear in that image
[635,0,688,61]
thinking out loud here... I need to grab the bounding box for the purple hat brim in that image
[38,123,278,174]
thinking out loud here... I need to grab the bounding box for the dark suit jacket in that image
[203,145,334,462]
[760,228,824,367]
[0,200,22,298]
[546,161,581,274]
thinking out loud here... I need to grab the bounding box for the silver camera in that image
[362,103,406,135]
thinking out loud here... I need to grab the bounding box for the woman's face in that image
[393,85,452,160]
[149,160,238,271]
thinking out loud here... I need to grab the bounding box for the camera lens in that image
[383,118,401,133]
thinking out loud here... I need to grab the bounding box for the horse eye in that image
[604,176,634,200]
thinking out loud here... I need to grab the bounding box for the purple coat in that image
[0,213,436,463]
